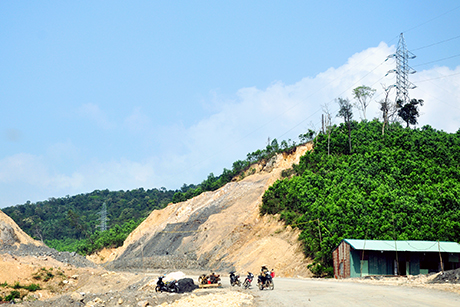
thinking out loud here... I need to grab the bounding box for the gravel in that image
[430,268,460,284]
[0,244,97,268]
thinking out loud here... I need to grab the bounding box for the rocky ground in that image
[0,244,97,269]
[2,244,460,306]
[0,244,253,307]
[431,268,460,284]
[346,271,460,295]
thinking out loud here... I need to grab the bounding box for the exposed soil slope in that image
[0,209,43,247]
[107,144,313,277]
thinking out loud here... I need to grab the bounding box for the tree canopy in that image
[352,85,376,120]
[397,98,424,127]
[261,120,460,276]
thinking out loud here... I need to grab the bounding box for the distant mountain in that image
[2,188,176,246]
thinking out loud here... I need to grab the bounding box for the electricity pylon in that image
[99,202,108,232]
[385,33,417,105]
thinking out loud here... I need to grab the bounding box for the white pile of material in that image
[164,271,186,282]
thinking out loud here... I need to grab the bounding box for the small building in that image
[333,239,460,278]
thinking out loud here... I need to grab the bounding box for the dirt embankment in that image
[0,210,44,247]
[106,144,313,277]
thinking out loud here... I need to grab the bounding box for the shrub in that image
[5,290,20,301]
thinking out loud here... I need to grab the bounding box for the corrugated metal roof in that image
[342,239,460,253]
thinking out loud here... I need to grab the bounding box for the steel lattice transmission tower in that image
[99,202,108,232]
[385,33,417,105]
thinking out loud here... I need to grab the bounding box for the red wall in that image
[333,241,351,278]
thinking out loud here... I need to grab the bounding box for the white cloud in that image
[124,107,152,132]
[0,153,83,189]
[153,42,460,187]
[77,103,115,130]
[79,158,159,190]
[412,66,460,132]
[46,140,80,162]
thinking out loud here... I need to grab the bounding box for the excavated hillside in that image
[106,144,313,277]
[0,209,44,247]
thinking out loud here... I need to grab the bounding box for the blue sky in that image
[1,1,460,208]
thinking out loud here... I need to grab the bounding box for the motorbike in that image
[209,273,221,284]
[198,274,209,285]
[229,271,241,287]
[257,273,274,290]
[155,276,179,293]
[198,273,221,285]
[242,272,254,289]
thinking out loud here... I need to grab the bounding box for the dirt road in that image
[245,277,460,307]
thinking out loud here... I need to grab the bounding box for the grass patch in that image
[32,267,55,282]
[5,290,21,301]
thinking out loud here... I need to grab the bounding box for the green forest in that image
[2,188,175,254]
[261,120,460,276]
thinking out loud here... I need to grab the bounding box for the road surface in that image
[223,277,460,306]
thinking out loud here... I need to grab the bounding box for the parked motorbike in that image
[198,272,221,285]
[229,271,241,287]
[198,274,209,285]
[209,272,221,284]
[257,273,274,290]
[155,276,179,293]
[243,272,254,289]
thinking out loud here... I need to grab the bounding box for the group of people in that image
[260,265,275,278]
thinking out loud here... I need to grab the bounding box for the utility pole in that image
[385,33,417,105]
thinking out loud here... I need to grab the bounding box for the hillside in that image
[1,137,300,255]
[0,209,43,247]
[104,144,313,277]
[261,120,460,275]
[2,188,176,254]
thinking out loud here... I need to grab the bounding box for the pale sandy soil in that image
[109,144,313,277]
[344,273,460,295]
[2,253,460,306]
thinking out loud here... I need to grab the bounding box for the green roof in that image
[342,239,460,253]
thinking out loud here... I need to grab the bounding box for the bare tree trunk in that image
[348,122,352,154]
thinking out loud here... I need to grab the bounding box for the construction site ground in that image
[1,251,460,306]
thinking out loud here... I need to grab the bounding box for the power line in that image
[403,5,460,34]
[412,34,460,51]
[413,53,460,67]
[416,71,460,83]
[163,5,460,186]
